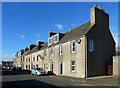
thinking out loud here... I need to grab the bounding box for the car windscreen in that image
[36,68,42,70]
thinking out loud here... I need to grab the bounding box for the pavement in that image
[1,70,120,88]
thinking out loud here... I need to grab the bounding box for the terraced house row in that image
[14,5,115,78]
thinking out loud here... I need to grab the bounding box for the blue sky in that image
[2,2,118,61]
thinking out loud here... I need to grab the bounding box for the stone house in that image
[15,4,115,78]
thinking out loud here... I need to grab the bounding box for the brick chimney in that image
[90,4,109,28]
[37,41,44,46]
[48,32,57,38]
[29,44,36,51]
[20,49,24,55]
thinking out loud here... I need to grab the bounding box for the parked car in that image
[31,67,47,76]
[12,67,22,71]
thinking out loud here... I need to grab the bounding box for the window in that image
[37,57,39,61]
[71,41,76,53]
[48,36,53,45]
[29,58,30,62]
[54,35,58,41]
[29,65,30,70]
[33,57,35,61]
[89,39,94,52]
[80,26,86,31]
[60,45,62,55]
[36,65,38,68]
[37,55,41,61]
[54,34,59,43]
[26,65,28,69]
[71,60,75,72]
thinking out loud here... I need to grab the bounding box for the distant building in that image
[13,49,25,67]
[15,4,115,78]
[2,61,13,68]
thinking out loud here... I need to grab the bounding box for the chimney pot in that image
[94,4,97,8]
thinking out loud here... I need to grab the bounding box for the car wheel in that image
[36,72,38,76]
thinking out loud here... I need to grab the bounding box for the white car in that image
[31,67,47,76]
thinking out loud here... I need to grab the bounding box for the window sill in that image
[54,41,59,43]
[71,51,76,54]
[71,71,76,73]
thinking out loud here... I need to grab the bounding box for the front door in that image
[50,62,53,73]
[60,62,63,75]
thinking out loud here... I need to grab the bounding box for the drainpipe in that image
[85,36,87,78]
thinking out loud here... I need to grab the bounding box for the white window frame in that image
[59,45,62,55]
[54,33,59,43]
[89,39,94,52]
[71,60,75,72]
[71,41,76,53]
[48,36,53,45]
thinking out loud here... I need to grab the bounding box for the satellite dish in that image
[75,38,81,44]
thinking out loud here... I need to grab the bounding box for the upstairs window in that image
[48,36,53,45]
[71,41,76,53]
[59,45,62,55]
[33,57,35,61]
[89,39,94,52]
[54,34,59,43]
[29,58,30,62]
[37,57,39,61]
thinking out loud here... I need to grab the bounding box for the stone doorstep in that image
[86,75,114,80]
[56,75,113,80]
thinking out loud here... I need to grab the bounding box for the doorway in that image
[60,62,63,75]
[50,62,53,73]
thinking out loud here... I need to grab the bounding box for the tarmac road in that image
[1,70,119,88]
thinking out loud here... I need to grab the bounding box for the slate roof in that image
[22,21,95,55]
[48,21,95,47]
[59,22,95,43]
[30,42,48,54]
[22,49,30,56]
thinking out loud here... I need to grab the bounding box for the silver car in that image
[31,67,47,75]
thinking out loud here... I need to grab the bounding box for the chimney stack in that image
[94,4,97,8]
[25,47,29,52]
[48,32,57,38]
[90,4,109,26]
[37,41,44,46]
[29,44,36,51]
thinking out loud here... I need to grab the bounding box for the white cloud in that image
[16,34,25,39]
[36,34,40,37]
[20,35,25,38]
[2,53,15,61]
[55,23,63,30]
[71,23,76,27]
[6,38,11,42]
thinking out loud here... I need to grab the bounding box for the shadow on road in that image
[2,70,31,76]
[2,79,61,88]
[2,70,56,76]
[2,79,118,88]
